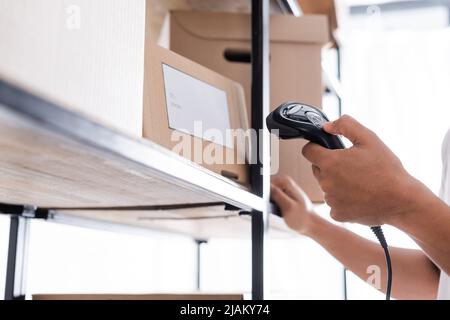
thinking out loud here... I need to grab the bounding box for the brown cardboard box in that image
[298,0,338,47]
[143,45,249,185]
[150,0,285,41]
[166,11,329,202]
[33,293,244,300]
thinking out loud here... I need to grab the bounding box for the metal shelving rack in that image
[0,0,288,301]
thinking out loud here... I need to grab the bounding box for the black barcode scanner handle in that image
[266,102,345,150]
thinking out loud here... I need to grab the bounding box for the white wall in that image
[0,0,146,137]
[26,220,197,295]
[339,4,450,299]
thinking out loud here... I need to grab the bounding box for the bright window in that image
[340,1,450,299]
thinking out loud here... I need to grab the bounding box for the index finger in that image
[270,185,293,212]
[301,142,332,166]
[272,176,302,202]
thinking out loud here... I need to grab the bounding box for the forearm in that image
[306,214,440,299]
[391,181,450,276]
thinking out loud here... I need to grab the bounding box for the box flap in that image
[171,10,329,45]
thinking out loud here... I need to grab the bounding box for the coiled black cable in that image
[371,226,392,300]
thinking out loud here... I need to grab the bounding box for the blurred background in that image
[1,0,450,300]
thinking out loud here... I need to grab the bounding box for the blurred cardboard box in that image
[298,0,338,47]
[165,11,329,202]
[150,0,285,43]
[33,293,244,300]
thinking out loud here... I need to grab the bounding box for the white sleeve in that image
[437,129,450,300]
[439,129,450,203]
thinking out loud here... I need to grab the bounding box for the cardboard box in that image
[143,45,250,185]
[33,293,244,300]
[298,0,338,47]
[165,11,329,202]
[151,1,286,49]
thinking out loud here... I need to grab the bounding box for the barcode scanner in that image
[267,101,392,300]
[266,101,344,149]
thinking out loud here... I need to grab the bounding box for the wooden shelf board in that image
[0,78,264,212]
[0,106,212,208]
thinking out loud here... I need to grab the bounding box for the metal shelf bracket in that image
[1,203,48,300]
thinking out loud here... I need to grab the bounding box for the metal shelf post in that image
[4,216,30,300]
[251,0,270,300]
[195,239,207,291]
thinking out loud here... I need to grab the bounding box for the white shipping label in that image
[162,64,233,149]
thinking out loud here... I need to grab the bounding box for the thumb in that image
[323,115,372,145]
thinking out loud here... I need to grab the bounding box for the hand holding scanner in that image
[266,101,392,300]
